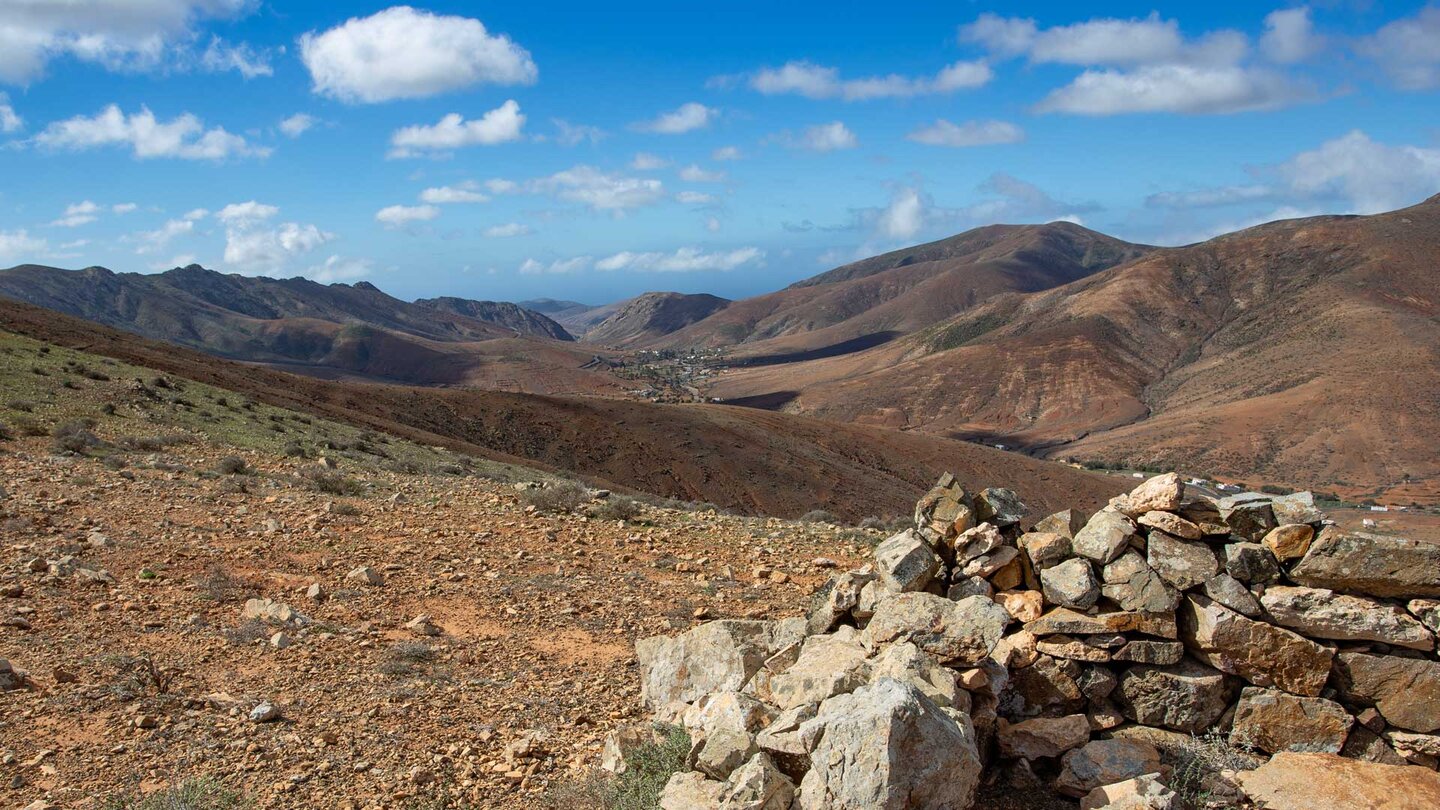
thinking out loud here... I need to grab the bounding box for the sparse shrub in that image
[100,402,116,415]
[306,470,365,496]
[8,400,34,412]
[329,502,361,517]
[12,416,45,437]
[221,618,269,646]
[1260,484,1294,495]
[1170,730,1263,808]
[198,565,259,603]
[591,495,642,522]
[119,433,191,452]
[522,481,589,514]
[594,724,691,810]
[379,641,436,677]
[101,777,250,810]
[281,440,305,458]
[102,456,128,470]
[51,418,102,454]
[799,509,840,526]
[216,456,248,475]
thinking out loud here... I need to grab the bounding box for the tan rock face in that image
[1073,510,1137,564]
[1055,738,1164,798]
[1334,652,1440,733]
[873,529,941,593]
[1079,774,1177,810]
[1260,585,1434,650]
[1262,524,1314,560]
[637,620,781,708]
[1178,595,1333,696]
[862,593,1009,666]
[1115,659,1234,733]
[1114,473,1184,518]
[997,714,1091,760]
[1290,528,1440,598]
[1230,687,1353,754]
[1236,752,1440,810]
[1137,510,1202,540]
[1028,607,1177,639]
[767,632,871,710]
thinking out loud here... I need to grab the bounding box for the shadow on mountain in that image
[729,331,902,367]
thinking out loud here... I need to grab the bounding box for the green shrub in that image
[601,724,691,810]
[101,776,250,810]
[799,509,840,525]
[216,456,248,475]
[52,418,102,454]
[592,495,642,522]
[522,481,589,514]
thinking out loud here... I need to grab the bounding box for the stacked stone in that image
[623,472,1440,810]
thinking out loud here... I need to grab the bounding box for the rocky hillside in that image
[583,292,732,347]
[627,472,1440,809]
[518,297,625,338]
[709,196,1440,504]
[415,296,574,341]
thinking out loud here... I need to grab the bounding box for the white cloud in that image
[0,0,251,85]
[0,94,22,133]
[1146,185,1274,208]
[200,36,272,78]
[218,201,333,273]
[528,165,666,213]
[112,202,137,214]
[679,164,725,182]
[32,104,268,160]
[907,119,1024,148]
[519,256,592,275]
[298,6,536,103]
[706,217,721,233]
[957,14,1038,57]
[877,188,925,239]
[388,100,525,157]
[420,183,489,204]
[307,255,372,283]
[0,229,50,262]
[216,201,278,225]
[375,204,440,228]
[712,145,742,161]
[483,223,533,238]
[551,119,604,146]
[484,178,520,195]
[962,12,1243,67]
[1261,7,1322,64]
[183,208,209,221]
[135,217,196,253]
[749,59,991,100]
[630,152,670,171]
[1272,130,1440,214]
[279,113,317,138]
[1357,6,1440,90]
[634,102,716,134]
[51,200,101,228]
[595,246,764,273]
[1034,65,1311,115]
[792,121,858,152]
[676,191,716,205]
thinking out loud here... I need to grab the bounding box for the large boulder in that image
[1333,652,1440,733]
[874,530,942,593]
[869,641,962,709]
[997,714,1091,760]
[1041,557,1100,609]
[1033,509,1085,539]
[1115,659,1234,733]
[1230,687,1353,754]
[1179,595,1333,696]
[914,476,975,542]
[863,593,1008,666]
[718,752,795,810]
[1235,752,1440,810]
[1114,474,1184,517]
[975,487,1026,527]
[1079,774,1177,810]
[797,678,981,810]
[1055,739,1164,798]
[1270,491,1325,525]
[1260,586,1434,650]
[807,569,875,634]
[1217,494,1277,541]
[1262,524,1315,561]
[1073,511,1138,564]
[638,620,784,708]
[1020,531,1072,570]
[1146,531,1219,591]
[660,771,724,809]
[767,631,872,711]
[1102,552,1179,613]
[1291,528,1440,598]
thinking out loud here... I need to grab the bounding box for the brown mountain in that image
[638,222,1150,355]
[710,196,1440,502]
[0,296,1124,520]
[583,292,731,347]
[414,296,574,341]
[518,297,624,337]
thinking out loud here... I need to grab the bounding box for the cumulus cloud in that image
[199,36,272,78]
[1034,65,1311,115]
[299,6,536,103]
[483,223,533,238]
[550,119,605,146]
[676,191,716,205]
[595,246,764,273]
[388,100,524,157]
[1260,7,1322,64]
[856,176,1098,243]
[375,204,440,228]
[484,178,520,195]
[630,152,670,171]
[876,188,925,239]
[279,113,317,138]
[633,102,716,134]
[907,119,1024,148]
[1357,6,1440,90]
[519,256,592,275]
[216,201,278,225]
[789,121,858,152]
[307,255,372,283]
[217,201,333,273]
[747,59,992,100]
[528,165,666,213]
[0,0,251,84]
[420,183,489,204]
[112,202,138,214]
[134,216,198,253]
[32,104,268,160]
[961,12,1243,67]
[678,164,725,182]
[0,94,22,133]
[712,145,742,161]
[0,230,51,262]
[51,201,101,228]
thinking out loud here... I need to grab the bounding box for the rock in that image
[1231,687,1353,754]
[914,478,975,543]
[1217,495,1277,541]
[996,589,1044,623]
[637,620,782,708]
[1291,528,1440,598]
[1033,509,1086,539]
[718,752,795,810]
[1055,739,1164,798]
[405,614,443,637]
[1341,726,1409,766]
[1006,655,1085,717]
[869,641,962,709]
[1115,659,1234,733]
[304,582,325,602]
[1028,607,1178,639]
[1383,730,1440,766]
[0,658,21,691]
[976,488,1026,527]
[1020,532,1072,570]
[1409,599,1440,634]
[1114,474,1185,518]
[862,593,1008,666]
[696,729,756,780]
[1223,542,1280,585]
[687,692,776,737]
[797,678,981,810]
[962,546,1019,579]
[1262,524,1315,561]
[601,725,661,774]
[1177,498,1229,536]
[1260,586,1434,650]
[1146,531,1219,591]
[990,556,1025,591]
[807,569,875,634]
[249,702,281,723]
[946,576,993,600]
[268,631,291,649]
[242,597,304,627]
[1270,491,1325,525]
[1179,595,1333,696]
[1112,640,1183,665]
[1137,510,1202,540]
[1201,573,1263,618]
[998,714,1091,760]
[768,631,871,710]
[1333,652,1440,733]
[755,704,818,765]
[1101,552,1179,613]
[345,566,384,586]
[873,530,942,593]
[1235,752,1440,810]
[1036,635,1111,663]
[1073,511,1137,564]
[951,522,1004,563]
[1079,774,1177,810]
[660,771,725,809]
[1042,558,1100,609]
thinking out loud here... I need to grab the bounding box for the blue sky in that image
[0,2,1438,305]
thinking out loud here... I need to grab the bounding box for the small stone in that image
[1201,573,1263,618]
[1020,531,1072,570]
[1137,510,1202,540]
[405,614,443,637]
[975,488,1026,526]
[873,529,942,593]
[1114,474,1185,517]
[269,631,291,649]
[1147,531,1219,591]
[1033,509,1085,539]
[304,582,325,602]
[249,702,281,723]
[1217,495,1277,541]
[345,566,384,586]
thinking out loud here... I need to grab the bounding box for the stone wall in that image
[620,473,1440,809]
